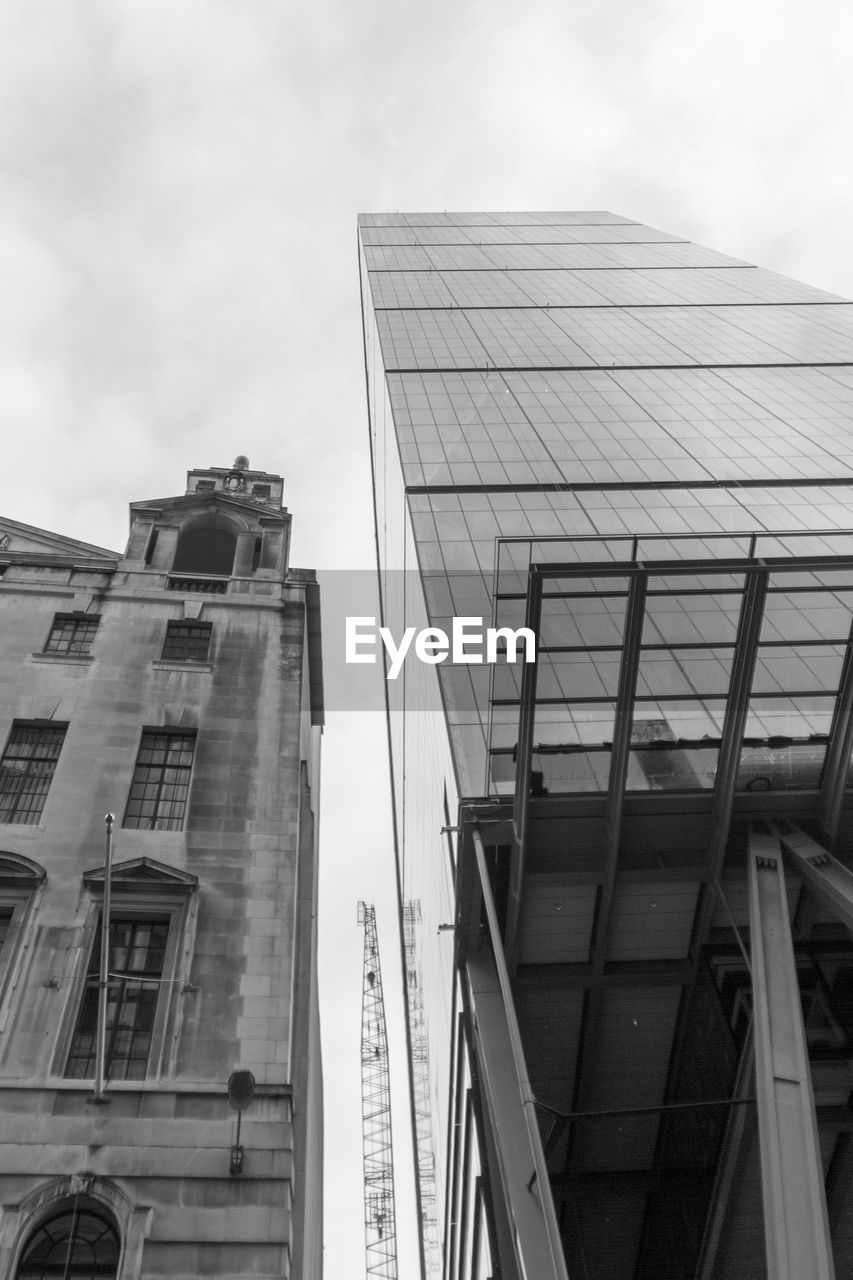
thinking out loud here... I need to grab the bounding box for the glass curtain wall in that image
[359,211,853,1280]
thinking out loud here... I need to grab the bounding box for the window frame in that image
[0,853,45,1032]
[0,721,68,826]
[160,620,212,664]
[8,1177,151,1280]
[58,858,198,1084]
[65,915,172,1083]
[122,729,196,831]
[42,612,100,658]
[15,1203,120,1278]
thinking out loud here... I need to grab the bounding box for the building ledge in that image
[151,660,213,674]
[29,653,94,666]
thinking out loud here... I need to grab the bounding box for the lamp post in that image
[228,1069,255,1174]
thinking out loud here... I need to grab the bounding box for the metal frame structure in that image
[358,902,398,1280]
[464,534,853,1277]
[748,826,835,1279]
[402,901,441,1274]
[497,543,853,940]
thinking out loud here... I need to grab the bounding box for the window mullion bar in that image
[150,743,168,829]
[596,572,647,977]
[506,569,542,976]
[708,569,768,877]
[818,617,853,849]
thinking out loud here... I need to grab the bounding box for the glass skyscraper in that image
[359,212,853,1279]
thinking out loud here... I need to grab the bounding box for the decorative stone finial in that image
[233,455,250,470]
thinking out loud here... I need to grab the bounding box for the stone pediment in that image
[0,516,119,561]
[83,856,198,894]
[130,492,288,527]
[0,851,46,886]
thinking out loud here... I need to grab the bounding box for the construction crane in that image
[358,902,398,1279]
[403,900,441,1273]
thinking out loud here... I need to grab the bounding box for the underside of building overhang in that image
[454,534,853,1280]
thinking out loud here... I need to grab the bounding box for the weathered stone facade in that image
[0,461,323,1278]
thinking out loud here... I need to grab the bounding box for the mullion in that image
[0,724,66,823]
[123,731,194,830]
[44,614,99,656]
[162,621,211,662]
[67,919,167,1080]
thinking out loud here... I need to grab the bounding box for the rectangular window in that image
[0,908,12,954]
[143,528,159,565]
[43,613,100,656]
[161,621,212,663]
[194,480,215,493]
[0,722,67,825]
[65,917,169,1081]
[123,730,196,831]
[251,483,270,500]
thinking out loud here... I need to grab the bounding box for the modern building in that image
[0,458,323,1279]
[358,212,853,1279]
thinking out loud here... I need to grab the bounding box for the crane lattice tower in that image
[358,902,398,1279]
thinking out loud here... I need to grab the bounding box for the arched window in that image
[16,1204,119,1279]
[172,526,236,577]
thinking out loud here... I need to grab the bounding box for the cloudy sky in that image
[1,0,851,1273]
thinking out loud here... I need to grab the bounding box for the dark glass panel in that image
[172,527,236,576]
[0,723,67,825]
[65,918,169,1081]
[161,621,212,662]
[122,731,195,831]
[44,614,100,656]
[17,1207,119,1278]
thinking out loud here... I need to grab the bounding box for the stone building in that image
[359,211,853,1279]
[0,458,323,1278]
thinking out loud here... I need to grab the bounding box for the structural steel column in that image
[471,826,570,1280]
[779,823,853,931]
[818,615,853,849]
[506,568,542,974]
[747,826,835,1280]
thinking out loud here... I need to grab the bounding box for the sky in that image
[1,1,852,1274]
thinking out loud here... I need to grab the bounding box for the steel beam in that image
[454,823,484,968]
[550,575,648,1183]
[695,1036,755,1280]
[778,822,853,931]
[596,572,647,976]
[527,553,853,580]
[506,570,543,974]
[747,826,835,1280]
[470,826,570,1280]
[708,570,768,878]
[819,617,853,849]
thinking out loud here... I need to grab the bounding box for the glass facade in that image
[360,212,853,1280]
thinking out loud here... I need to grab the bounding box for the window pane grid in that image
[161,621,212,662]
[44,614,100,656]
[123,731,195,830]
[17,1207,119,1278]
[0,724,67,824]
[66,919,169,1081]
